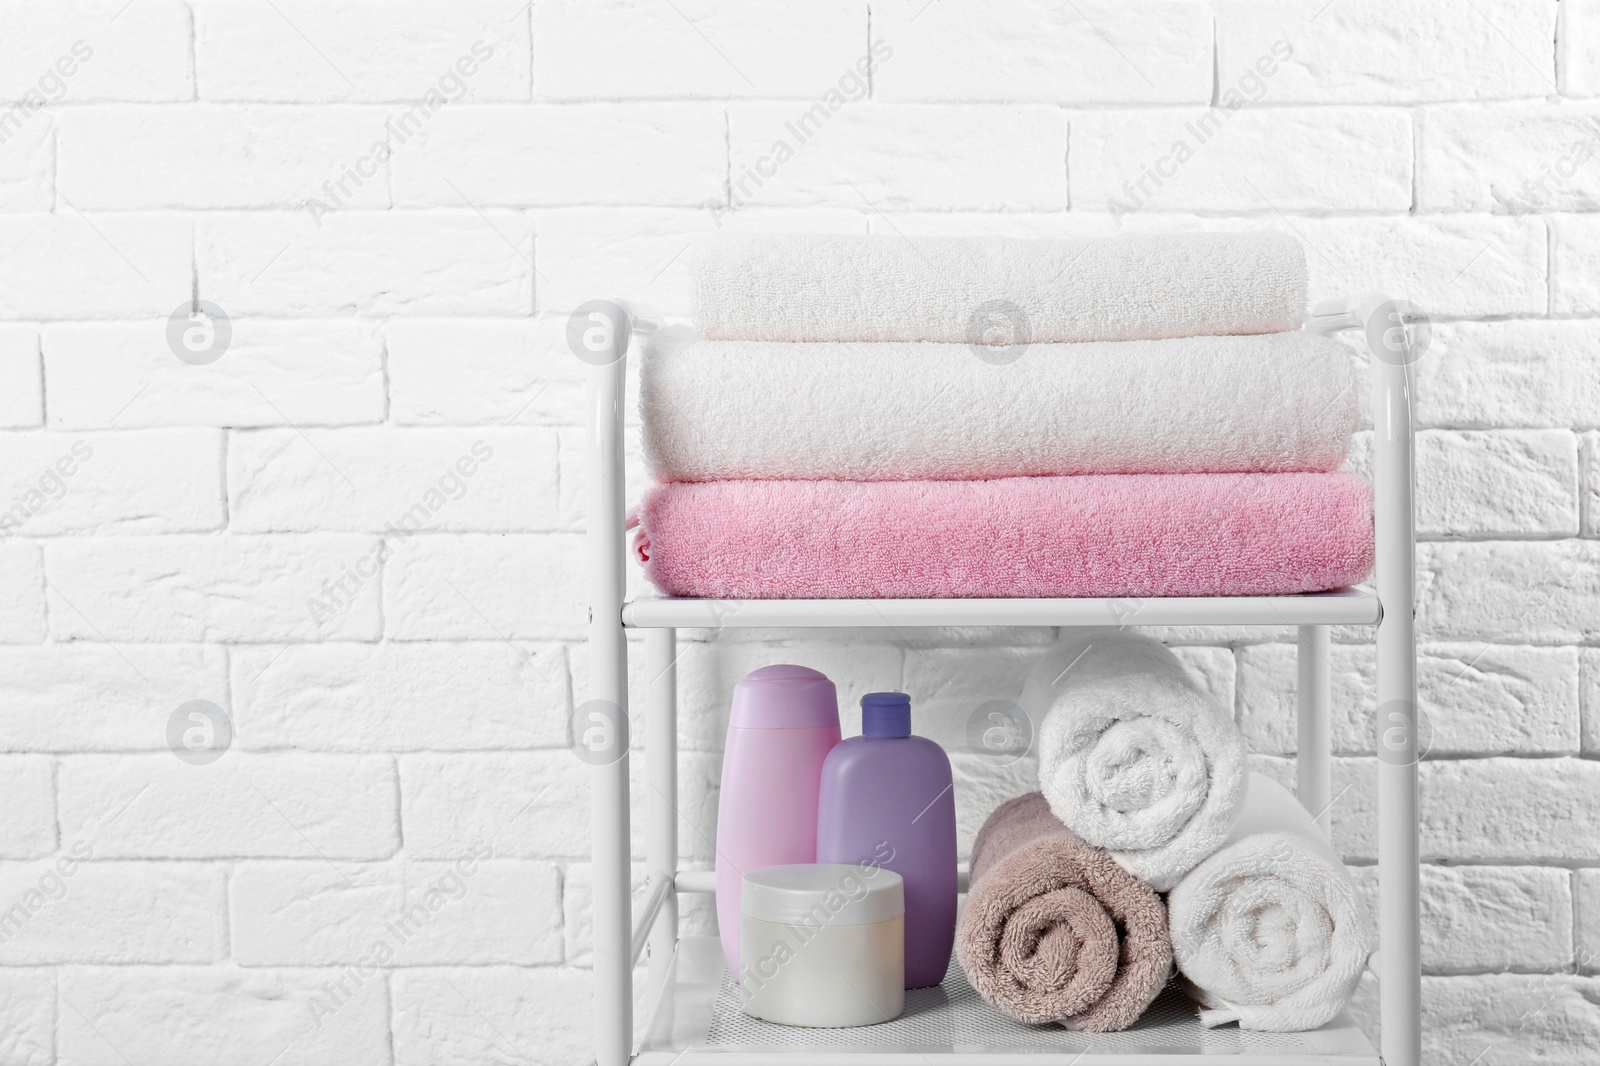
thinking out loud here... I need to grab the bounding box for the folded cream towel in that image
[695,231,1306,343]
[642,329,1357,482]
[1168,773,1371,1032]
[1024,630,1248,892]
[957,791,1172,1032]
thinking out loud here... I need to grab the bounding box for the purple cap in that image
[729,665,839,730]
[861,692,911,738]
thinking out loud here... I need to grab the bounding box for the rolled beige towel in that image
[957,792,1173,1032]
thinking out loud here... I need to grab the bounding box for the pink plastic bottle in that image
[715,665,841,979]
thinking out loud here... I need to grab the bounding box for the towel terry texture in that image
[957,791,1173,1032]
[641,329,1358,482]
[630,473,1374,600]
[1024,631,1248,892]
[1168,773,1371,1032]
[694,231,1307,343]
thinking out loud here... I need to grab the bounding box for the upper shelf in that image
[621,588,1379,629]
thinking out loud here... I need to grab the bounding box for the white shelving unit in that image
[584,296,1422,1066]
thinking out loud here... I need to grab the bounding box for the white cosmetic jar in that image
[739,863,905,1027]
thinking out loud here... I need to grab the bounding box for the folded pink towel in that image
[631,473,1373,599]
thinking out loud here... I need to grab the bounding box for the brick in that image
[196,0,531,103]
[1218,0,1557,103]
[1419,103,1600,211]
[0,644,226,751]
[383,533,584,640]
[1564,0,1600,96]
[0,430,224,536]
[1417,321,1600,429]
[1407,974,1600,1065]
[0,757,53,858]
[1421,757,1600,862]
[398,751,720,862]
[1573,868,1600,971]
[0,113,51,211]
[535,207,716,314]
[1583,648,1600,754]
[230,857,561,965]
[392,966,588,1066]
[0,859,225,963]
[0,971,51,1066]
[43,319,384,429]
[232,642,567,751]
[1351,864,1572,971]
[876,0,1210,104]
[45,535,383,642]
[0,539,44,643]
[228,428,559,533]
[57,105,391,210]
[535,0,865,100]
[1239,642,1579,757]
[1072,107,1412,214]
[726,103,1069,211]
[197,212,533,316]
[59,965,390,1066]
[1346,429,1580,536]
[385,318,582,426]
[0,1,192,102]
[0,214,191,320]
[59,754,398,860]
[1552,213,1600,312]
[390,105,725,208]
[1296,215,1547,318]
[1417,541,1600,642]
[0,325,40,427]
[1584,432,1599,535]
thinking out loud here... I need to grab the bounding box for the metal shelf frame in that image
[583,295,1421,1066]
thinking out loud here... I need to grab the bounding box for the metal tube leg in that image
[646,627,679,1009]
[588,347,632,1066]
[1374,345,1421,1066]
[1296,625,1333,834]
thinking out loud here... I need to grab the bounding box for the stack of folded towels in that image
[957,629,1371,1033]
[631,230,1373,599]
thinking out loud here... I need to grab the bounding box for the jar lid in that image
[742,864,904,926]
[729,665,839,730]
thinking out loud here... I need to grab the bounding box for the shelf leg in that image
[646,627,679,1009]
[587,346,632,1066]
[1296,624,1333,834]
[1373,337,1421,1066]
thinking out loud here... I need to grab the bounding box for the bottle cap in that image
[729,665,839,730]
[742,864,903,926]
[861,692,911,738]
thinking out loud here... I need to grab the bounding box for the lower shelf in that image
[637,937,1379,1065]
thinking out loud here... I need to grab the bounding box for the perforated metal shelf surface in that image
[637,938,1379,1065]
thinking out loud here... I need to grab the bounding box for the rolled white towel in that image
[1169,773,1371,1032]
[1023,630,1247,893]
[641,329,1357,482]
[694,231,1306,343]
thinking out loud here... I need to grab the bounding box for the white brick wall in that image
[0,3,1596,1064]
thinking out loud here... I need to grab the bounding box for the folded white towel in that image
[695,232,1307,343]
[1023,630,1247,893]
[641,329,1357,482]
[1169,773,1371,1032]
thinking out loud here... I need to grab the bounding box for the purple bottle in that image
[816,692,957,989]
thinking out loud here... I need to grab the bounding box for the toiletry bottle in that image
[816,692,957,988]
[715,665,841,978]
